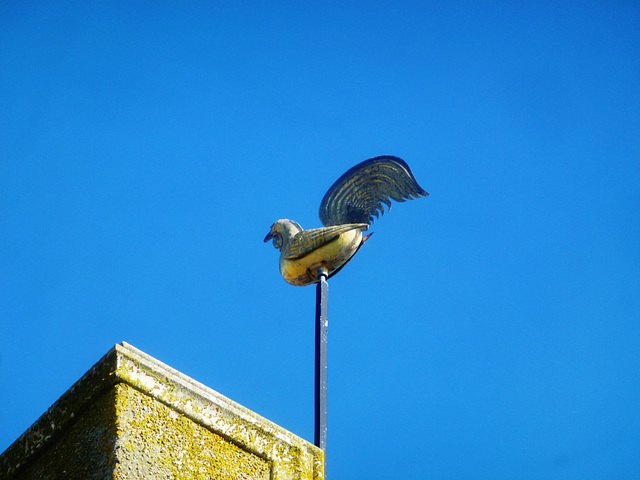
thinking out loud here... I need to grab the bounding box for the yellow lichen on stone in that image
[1,343,323,480]
[113,383,270,480]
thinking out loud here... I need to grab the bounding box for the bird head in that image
[263,219,303,251]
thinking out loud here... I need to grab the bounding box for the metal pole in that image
[314,273,328,452]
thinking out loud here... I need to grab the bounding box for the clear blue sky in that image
[1,2,639,478]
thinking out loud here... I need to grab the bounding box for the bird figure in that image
[264,155,428,286]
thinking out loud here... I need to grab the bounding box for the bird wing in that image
[318,155,428,227]
[282,224,368,260]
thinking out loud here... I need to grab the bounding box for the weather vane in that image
[264,155,428,453]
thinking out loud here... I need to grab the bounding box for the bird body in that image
[265,219,370,286]
[265,156,427,286]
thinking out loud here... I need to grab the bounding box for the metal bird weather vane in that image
[264,155,428,285]
[264,155,428,453]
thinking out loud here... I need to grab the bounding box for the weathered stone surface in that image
[10,387,118,480]
[0,342,324,480]
[113,383,270,479]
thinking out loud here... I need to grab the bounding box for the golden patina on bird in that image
[264,155,428,286]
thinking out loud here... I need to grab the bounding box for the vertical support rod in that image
[314,273,328,452]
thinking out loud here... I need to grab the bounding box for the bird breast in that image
[279,229,363,286]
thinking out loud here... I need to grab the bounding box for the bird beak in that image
[264,229,275,243]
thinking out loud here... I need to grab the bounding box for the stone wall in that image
[0,342,324,480]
